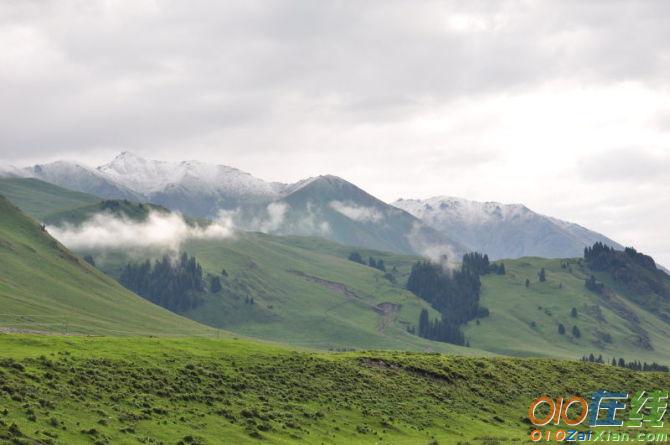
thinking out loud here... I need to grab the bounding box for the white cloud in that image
[0,1,669,266]
[329,201,384,223]
[47,210,234,252]
[243,202,289,233]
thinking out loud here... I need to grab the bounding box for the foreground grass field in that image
[1,335,670,445]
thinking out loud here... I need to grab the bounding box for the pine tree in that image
[538,268,546,282]
[572,325,581,338]
[348,252,364,264]
[558,323,566,335]
[418,309,430,337]
[210,276,222,293]
[571,307,578,318]
[525,279,530,288]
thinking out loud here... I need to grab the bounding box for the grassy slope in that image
[0,178,99,221]
[0,196,216,337]
[89,232,480,355]
[1,335,669,445]
[4,181,669,362]
[466,257,670,363]
[276,244,670,364]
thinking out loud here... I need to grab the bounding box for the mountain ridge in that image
[394,195,623,260]
[2,153,622,260]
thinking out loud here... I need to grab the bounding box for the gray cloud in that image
[579,148,670,183]
[1,1,669,267]
[1,0,669,160]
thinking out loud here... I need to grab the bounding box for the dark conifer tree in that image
[572,325,581,338]
[210,276,222,293]
[348,252,365,264]
[418,309,430,337]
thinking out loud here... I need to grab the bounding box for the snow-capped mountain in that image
[0,165,29,178]
[98,152,283,198]
[0,152,285,217]
[15,161,142,201]
[0,152,624,259]
[95,152,285,216]
[393,196,623,259]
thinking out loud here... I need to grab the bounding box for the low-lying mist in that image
[47,211,234,252]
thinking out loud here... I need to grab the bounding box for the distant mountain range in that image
[0,152,622,260]
[394,197,623,260]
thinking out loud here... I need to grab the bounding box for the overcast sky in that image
[0,0,669,266]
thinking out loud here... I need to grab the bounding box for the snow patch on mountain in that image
[0,165,30,177]
[394,196,533,226]
[98,151,282,198]
[394,196,623,259]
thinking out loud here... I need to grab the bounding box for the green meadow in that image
[2,335,670,445]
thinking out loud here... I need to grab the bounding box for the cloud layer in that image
[329,201,384,223]
[0,1,669,266]
[48,211,234,252]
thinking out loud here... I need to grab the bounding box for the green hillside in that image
[0,178,99,221]
[0,196,216,337]
[262,241,670,364]
[466,257,670,364]
[44,202,670,361]
[255,242,670,364]
[4,180,670,364]
[2,334,670,445]
[42,199,174,226]
[84,232,479,355]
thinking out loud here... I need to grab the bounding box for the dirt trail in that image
[289,270,401,333]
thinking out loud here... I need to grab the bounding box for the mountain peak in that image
[394,195,621,259]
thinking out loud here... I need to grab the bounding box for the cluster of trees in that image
[581,354,669,372]
[407,253,494,346]
[585,243,658,272]
[584,242,668,298]
[418,309,466,345]
[461,252,505,275]
[348,252,387,272]
[120,253,207,313]
[407,260,482,325]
